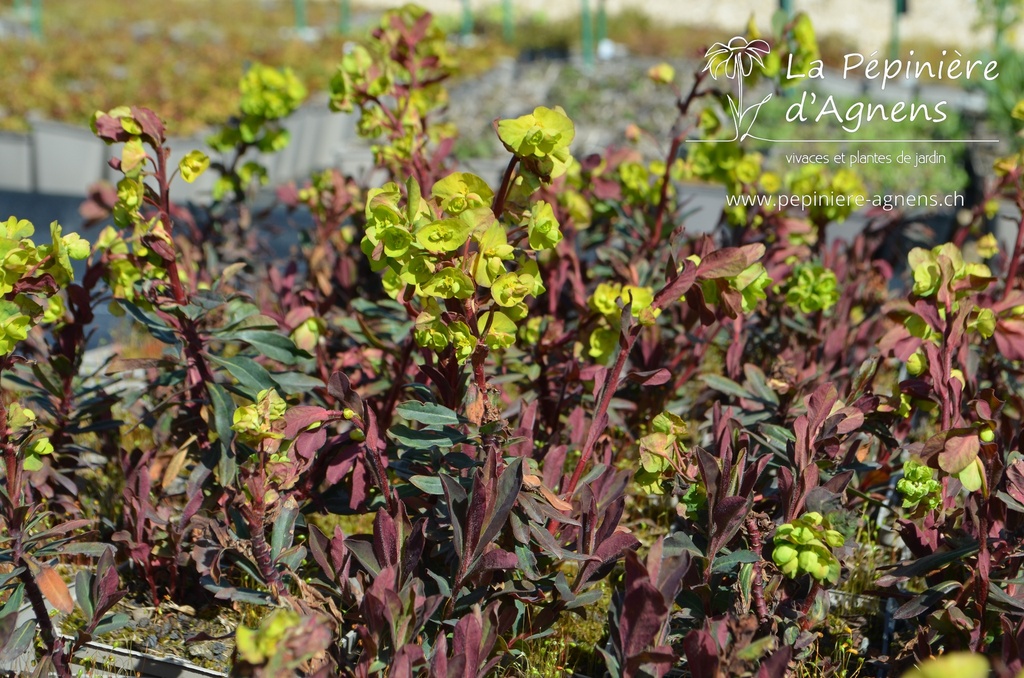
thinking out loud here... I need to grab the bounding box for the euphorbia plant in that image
[0,217,129,678]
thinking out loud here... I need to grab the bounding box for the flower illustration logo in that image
[699,37,773,142]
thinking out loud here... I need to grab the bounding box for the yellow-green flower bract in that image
[897,460,942,511]
[771,512,843,584]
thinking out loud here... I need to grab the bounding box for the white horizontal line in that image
[741,136,999,143]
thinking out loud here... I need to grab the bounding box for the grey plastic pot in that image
[0,131,33,192]
[30,119,107,197]
[0,581,227,678]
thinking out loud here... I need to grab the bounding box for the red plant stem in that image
[472,355,488,395]
[1003,195,1024,300]
[0,386,17,504]
[155,147,188,306]
[645,71,709,254]
[563,254,699,496]
[799,581,822,628]
[647,134,683,251]
[492,156,519,219]
[745,516,770,623]
[940,318,955,431]
[564,327,638,496]
[245,480,287,599]
[17,560,69,676]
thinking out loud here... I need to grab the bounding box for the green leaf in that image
[234,330,312,365]
[120,300,179,345]
[208,382,237,482]
[75,570,93,620]
[271,498,300,561]
[876,543,979,586]
[0,613,16,654]
[208,354,279,396]
[735,636,775,662]
[270,371,325,395]
[711,549,760,573]
[396,401,461,427]
[409,475,445,495]
[93,613,132,637]
[701,374,753,401]
[389,424,467,449]
[0,619,35,663]
[742,364,779,405]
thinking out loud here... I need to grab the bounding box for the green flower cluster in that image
[236,609,302,666]
[685,254,773,315]
[7,402,53,472]
[634,412,687,495]
[239,64,307,121]
[785,164,865,225]
[90,107,207,307]
[772,512,844,584]
[909,243,992,301]
[232,388,288,448]
[0,216,89,355]
[617,161,657,206]
[896,460,942,511]
[290,315,326,353]
[681,124,765,227]
[360,173,550,363]
[329,6,454,171]
[94,221,172,315]
[208,63,305,152]
[784,263,839,314]
[586,282,658,363]
[347,24,572,367]
[206,64,303,199]
[498,105,575,180]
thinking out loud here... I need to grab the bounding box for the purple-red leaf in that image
[283,405,329,439]
[477,548,518,573]
[577,529,641,587]
[709,495,751,558]
[654,263,697,310]
[619,550,670,658]
[452,608,483,678]
[938,431,981,475]
[683,629,720,677]
[372,509,399,569]
[696,244,765,280]
[626,369,672,386]
[131,106,165,144]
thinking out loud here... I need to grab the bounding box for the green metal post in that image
[502,0,513,43]
[461,0,473,39]
[338,0,350,34]
[596,0,606,45]
[581,0,593,68]
[890,0,899,60]
[30,0,41,39]
[294,0,307,31]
